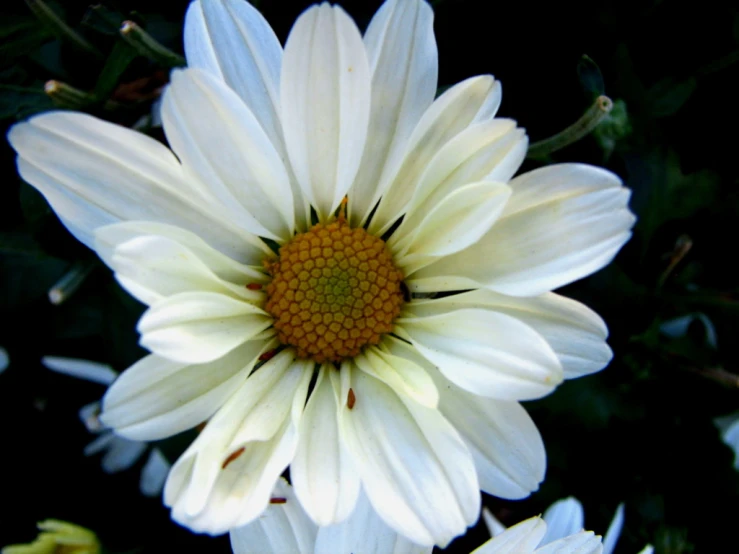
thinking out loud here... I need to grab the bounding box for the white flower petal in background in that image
[42,356,171,498]
[541,497,585,545]
[0,347,8,374]
[660,312,718,349]
[715,412,739,470]
[281,3,371,221]
[473,516,602,554]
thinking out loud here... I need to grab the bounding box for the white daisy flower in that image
[42,356,171,497]
[484,497,653,554]
[8,0,634,546]
[229,480,604,554]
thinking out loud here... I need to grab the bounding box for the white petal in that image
[392,119,525,242]
[542,498,585,544]
[315,488,433,554]
[101,340,272,440]
[0,347,9,373]
[229,478,317,554]
[368,75,502,236]
[637,546,655,554]
[99,437,148,474]
[483,508,507,537]
[165,352,313,534]
[601,503,624,554]
[349,0,438,225]
[535,532,603,554]
[410,164,635,296]
[163,69,294,241]
[184,0,283,152]
[95,221,266,288]
[7,112,265,263]
[281,4,371,221]
[137,291,272,364]
[472,516,547,554]
[293,367,360,526]
[399,308,563,401]
[408,290,612,379]
[42,356,117,385]
[430,370,545,499]
[393,182,511,269]
[338,367,479,547]
[355,343,438,408]
[140,448,171,497]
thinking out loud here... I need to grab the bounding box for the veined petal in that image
[542,498,585,545]
[368,75,502,236]
[281,4,371,221]
[101,339,273,441]
[315,488,433,554]
[184,0,283,152]
[338,367,479,548]
[471,517,546,554]
[95,221,266,285]
[349,0,437,226]
[165,352,313,534]
[392,182,511,269]
[408,290,612,379]
[137,292,272,364]
[163,69,294,241]
[229,478,317,554]
[99,233,263,307]
[409,164,635,296]
[7,112,265,264]
[354,343,438,408]
[384,338,545,499]
[395,119,526,237]
[293,367,361,526]
[398,309,563,401]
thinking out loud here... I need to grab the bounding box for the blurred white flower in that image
[659,312,717,349]
[715,412,739,471]
[42,356,170,497]
[230,480,604,554]
[484,497,653,554]
[0,346,8,374]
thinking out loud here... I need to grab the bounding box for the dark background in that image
[1,0,738,551]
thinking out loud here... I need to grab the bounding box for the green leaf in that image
[93,40,139,102]
[0,83,54,120]
[0,232,48,258]
[647,77,697,118]
[0,15,54,64]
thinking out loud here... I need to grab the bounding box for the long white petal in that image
[230,478,317,554]
[601,503,624,554]
[281,4,371,221]
[408,290,612,379]
[140,448,171,497]
[293,367,361,526]
[163,69,294,241]
[8,112,265,263]
[315,488,433,554]
[101,339,272,441]
[534,532,603,554]
[137,292,272,364]
[409,164,635,296]
[165,352,313,534]
[368,75,501,235]
[338,367,479,547]
[184,0,283,152]
[399,309,563,401]
[349,0,437,225]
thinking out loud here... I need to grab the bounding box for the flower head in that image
[8,0,634,546]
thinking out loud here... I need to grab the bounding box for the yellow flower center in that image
[264,217,404,363]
